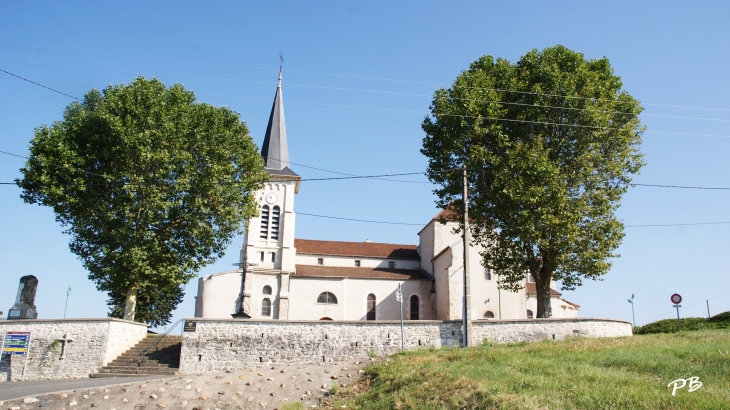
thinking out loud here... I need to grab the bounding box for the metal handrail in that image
[130,318,184,363]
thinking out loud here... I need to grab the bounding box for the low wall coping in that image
[182,317,631,326]
[0,318,149,327]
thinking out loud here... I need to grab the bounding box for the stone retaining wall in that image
[473,317,633,343]
[179,317,631,374]
[0,318,148,381]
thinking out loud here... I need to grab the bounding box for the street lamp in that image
[627,294,635,327]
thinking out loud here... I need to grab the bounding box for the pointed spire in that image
[261,69,290,170]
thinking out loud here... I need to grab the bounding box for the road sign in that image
[1,331,32,381]
[1,331,31,355]
[671,293,682,304]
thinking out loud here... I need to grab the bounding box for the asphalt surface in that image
[0,376,160,401]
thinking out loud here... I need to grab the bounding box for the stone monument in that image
[7,275,38,320]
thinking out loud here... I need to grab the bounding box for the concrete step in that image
[97,366,178,374]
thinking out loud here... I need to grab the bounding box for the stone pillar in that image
[278,273,290,319]
[7,275,38,320]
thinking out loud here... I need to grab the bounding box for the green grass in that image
[341,329,730,409]
[637,310,730,334]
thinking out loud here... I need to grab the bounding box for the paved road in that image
[0,376,161,401]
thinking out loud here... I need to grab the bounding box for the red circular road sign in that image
[671,293,682,304]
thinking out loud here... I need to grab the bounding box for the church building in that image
[194,73,580,321]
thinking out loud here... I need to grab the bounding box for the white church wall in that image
[287,278,433,321]
[435,240,530,321]
[525,296,579,319]
[247,272,282,320]
[433,246,454,320]
[295,254,420,270]
[417,222,435,275]
[197,271,242,318]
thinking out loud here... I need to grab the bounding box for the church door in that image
[367,294,376,320]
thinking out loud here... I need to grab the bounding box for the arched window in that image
[270,206,281,240]
[367,294,376,320]
[261,299,271,316]
[262,285,272,295]
[260,205,270,239]
[527,310,534,319]
[410,295,420,320]
[317,292,338,304]
[484,311,495,319]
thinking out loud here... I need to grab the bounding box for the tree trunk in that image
[123,283,138,321]
[535,268,553,318]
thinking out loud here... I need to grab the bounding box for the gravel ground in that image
[0,358,378,410]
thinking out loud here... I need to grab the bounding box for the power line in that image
[5,73,730,124]
[0,68,81,101]
[298,212,423,226]
[625,221,730,228]
[3,70,730,136]
[4,149,730,190]
[632,183,730,190]
[3,44,730,114]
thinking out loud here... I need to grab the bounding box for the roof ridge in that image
[295,238,417,247]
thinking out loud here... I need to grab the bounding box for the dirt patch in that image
[0,358,380,409]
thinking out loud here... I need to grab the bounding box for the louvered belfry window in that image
[270,206,281,240]
[260,205,270,239]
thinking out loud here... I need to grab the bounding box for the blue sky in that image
[1,1,729,330]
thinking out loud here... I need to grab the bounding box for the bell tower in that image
[239,70,300,319]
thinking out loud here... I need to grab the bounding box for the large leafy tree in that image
[18,77,268,324]
[422,46,644,318]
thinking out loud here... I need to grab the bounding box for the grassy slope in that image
[343,329,730,409]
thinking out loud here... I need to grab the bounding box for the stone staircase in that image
[90,334,182,378]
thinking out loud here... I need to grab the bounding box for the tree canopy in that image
[18,77,268,324]
[421,45,645,318]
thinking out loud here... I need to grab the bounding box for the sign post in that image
[671,293,683,332]
[1,331,32,380]
[396,283,404,351]
[627,294,636,327]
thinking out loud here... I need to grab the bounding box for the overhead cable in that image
[3,44,730,113]
[0,68,81,101]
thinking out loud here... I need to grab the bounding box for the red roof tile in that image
[295,239,419,260]
[525,282,562,296]
[294,265,429,280]
[560,298,580,309]
[433,207,458,222]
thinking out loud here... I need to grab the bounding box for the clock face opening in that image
[265,192,278,204]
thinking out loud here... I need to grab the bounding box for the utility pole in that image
[462,165,473,348]
[706,300,711,318]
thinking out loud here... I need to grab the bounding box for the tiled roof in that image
[433,207,458,222]
[294,265,430,280]
[525,282,562,296]
[294,239,419,260]
[560,298,580,309]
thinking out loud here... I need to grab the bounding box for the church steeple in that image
[261,71,291,171]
